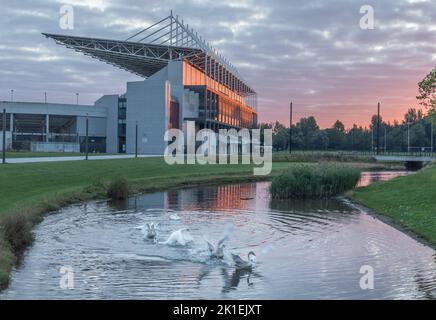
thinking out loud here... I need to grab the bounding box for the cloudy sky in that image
[1,0,435,128]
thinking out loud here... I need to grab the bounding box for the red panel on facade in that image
[169,100,180,129]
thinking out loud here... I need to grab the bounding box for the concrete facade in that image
[0,132,12,151]
[126,79,170,155]
[94,95,119,153]
[125,61,187,155]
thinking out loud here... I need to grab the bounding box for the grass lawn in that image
[0,157,294,216]
[353,164,436,244]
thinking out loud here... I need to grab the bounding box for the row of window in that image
[204,90,256,128]
[118,98,127,137]
[183,61,249,106]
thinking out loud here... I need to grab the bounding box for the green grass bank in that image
[353,164,436,245]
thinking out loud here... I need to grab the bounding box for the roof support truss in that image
[43,11,256,97]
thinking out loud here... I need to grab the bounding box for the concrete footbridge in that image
[374,154,435,169]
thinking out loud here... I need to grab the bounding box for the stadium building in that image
[0,13,258,154]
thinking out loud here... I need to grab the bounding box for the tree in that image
[312,130,329,149]
[333,120,345,132]
[417,69,436,152]
[272,122,289,151]
[417,67,436,114]
[403,108,423,124]
[295,116,319,149]
[266,108,432,152]
[370,114,382,129]
[326,120,346,149]
[258,122,273,145]
[346,125,371,151]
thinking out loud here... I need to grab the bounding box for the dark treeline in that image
[260,108,435,152]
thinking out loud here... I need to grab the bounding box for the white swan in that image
[169,213,181,221]
[206,240,226,259]
[161,228,194,246]
[135,222,159,239]
[231,251,256,270]
[204,224,234,259]
[145,222,159,239]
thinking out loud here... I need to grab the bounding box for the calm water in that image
[2,171,436,300]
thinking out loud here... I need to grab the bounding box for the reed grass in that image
[270,164,361,199]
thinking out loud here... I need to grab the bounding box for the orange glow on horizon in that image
[257,80,425,130]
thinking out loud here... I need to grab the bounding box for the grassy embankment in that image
[354,164,436,245]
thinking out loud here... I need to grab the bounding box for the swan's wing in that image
[205,240,215,253]
[231,254,246,265]
[217,234,228,248]
[217,224,234,247]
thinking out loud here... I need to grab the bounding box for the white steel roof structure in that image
[43,11,256,97]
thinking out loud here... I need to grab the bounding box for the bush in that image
[272,152,375,163]
[84,178,107,195]
[0,236,15,289]
[0,213,34,254]
[270,164,361,199]
[107,177,130,200]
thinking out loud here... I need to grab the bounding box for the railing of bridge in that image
[339,150,435,158]
[274,150,436,158]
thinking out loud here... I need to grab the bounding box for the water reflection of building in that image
[128,192,166,211]
[165,184,256,211]
[126,182,260,213]
[357,171,410,187]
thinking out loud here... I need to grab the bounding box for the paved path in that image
[3,154,160,164]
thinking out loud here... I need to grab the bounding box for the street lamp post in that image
[376,102,380,155]
[76,93,79,105]
[289,102,292,154]
[431,115,434,156]
[10,89,14,102]
[407,122,411,154]
[2,108,6,164]
[432,120,434,155]
[135,121,138,158]
[85,113,89,160]
[351,128,354,151]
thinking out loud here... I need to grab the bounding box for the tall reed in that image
[270,164,361,199]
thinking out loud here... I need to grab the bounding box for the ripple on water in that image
[1,173,436,299]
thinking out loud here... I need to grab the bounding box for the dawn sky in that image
[1,0,435,128]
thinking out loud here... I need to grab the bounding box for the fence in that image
[31,142,80,153]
